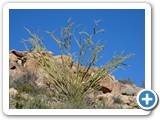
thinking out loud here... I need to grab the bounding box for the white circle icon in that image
[137,89,158,110]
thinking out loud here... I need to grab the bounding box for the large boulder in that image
[99,75,116,93]
[9,54,17,62]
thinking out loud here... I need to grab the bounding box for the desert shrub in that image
[115,104,123,109]
[13,71,37,89]
[11,71,44,95]
[9,76,14,88]
[23,95,52,109]
[130,102,140,109]
[17,83,33,93]
[14,94,52,109]
[95,98,106,109]
[22,19,134,108]
[14,94,27,109]
[113,96,123,104]
[121,87,136,96]
[118,78,134,85]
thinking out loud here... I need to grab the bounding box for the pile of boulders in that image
[9,50,142,109]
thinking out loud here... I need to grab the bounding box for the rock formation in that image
[9,50,142,109]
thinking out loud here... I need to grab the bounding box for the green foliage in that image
[10,86,53,109]
[131,103,141,109]
[17,83,33,93]
[22,95,52,109]
[118,78,134,85]
[14,94,52,109]
[115,104,123,109]
[95,98,106,109]
[121,87,136,96]
[9,70,55,109]
[21,27,46,52]
[113,96,123,104]
[9,76,14,88]
[21,19,134,109]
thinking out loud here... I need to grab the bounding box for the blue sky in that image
[9,9,145,87]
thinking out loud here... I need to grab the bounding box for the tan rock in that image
[17,60,22,66]
[96,94,107,100]
[129,96,137,103]
[105,93,115,108]
[41,51,54,56]
[54,55,73,64]
[89,92,95,99]
[9,61,17,69]
[9,54,17,62]
[111,82,125,94]
[120,95,130,104]
[25,58,38,72]
[9,50,142,109]
[94,90,103,97]
[11,49,28,58]
[99,75,116,92]
[9,66,24,77]
[35,77,46,87]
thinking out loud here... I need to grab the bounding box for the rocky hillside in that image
[9,50,142,109]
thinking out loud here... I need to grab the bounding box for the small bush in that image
[14,94,52,109]
[131,103,141,109]
[23,95,52,109]
[118,78,134,85]
[13,71,37,88]
[9,76,14,88]
[115,104,123,109]
[121,87,136,96]
[17,83,33,93]
[14,94,27,109]
[95,98,106,109]
[113,96,123,104]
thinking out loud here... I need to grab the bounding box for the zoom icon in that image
[137,89,158,110]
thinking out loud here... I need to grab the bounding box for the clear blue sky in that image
[9,9,145,87]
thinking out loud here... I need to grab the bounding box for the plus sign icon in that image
[137,89,158,110]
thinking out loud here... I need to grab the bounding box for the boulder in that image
[105,93,115,108]
[99,75,116,92]
[11,49,28,58]
[9,61,17,69]
[120,95,130,104]
[24,57,38,72]
[111,82,125,94]
[9,66,24,77]
[9,50,142,109]
[17,60,22,66]
[9,54,17,62]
